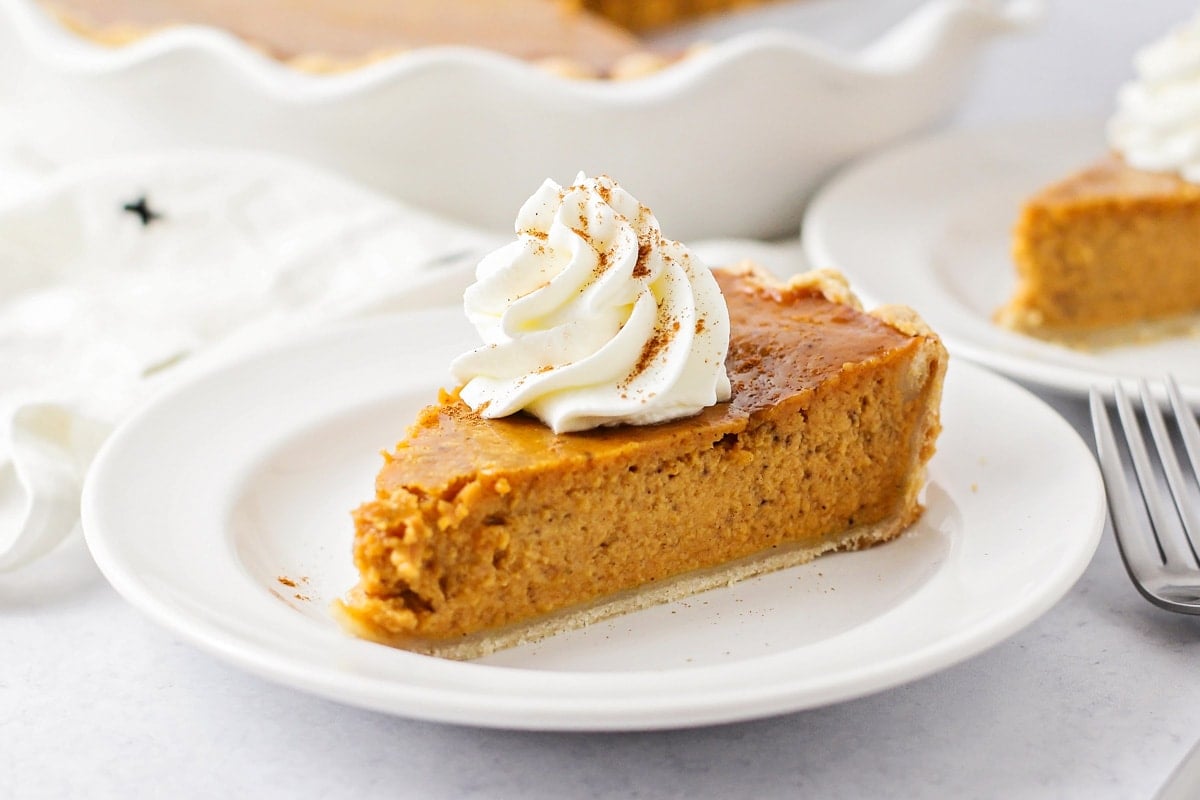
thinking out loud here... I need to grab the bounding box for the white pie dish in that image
[0,0,1039,240]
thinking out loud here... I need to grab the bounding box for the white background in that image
[4,0,1200,797]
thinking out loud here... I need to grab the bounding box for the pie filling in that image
[998,154,1200,346]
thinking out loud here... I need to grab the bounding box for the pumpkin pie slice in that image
[334,264,947,659]
[998,155,1200,346]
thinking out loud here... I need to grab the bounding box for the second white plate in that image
[803,117,1200,403]
[81,309,1104,731]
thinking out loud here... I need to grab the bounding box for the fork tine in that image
[1167,376,1200,484]
[1165,376,1200,547]
[1120,380,1195,568]
[1090,387,1164,580]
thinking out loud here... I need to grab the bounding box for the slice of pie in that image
[334,263,947,659]
[997,154,1200,345]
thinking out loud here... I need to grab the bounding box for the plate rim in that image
[80,309,1106,731]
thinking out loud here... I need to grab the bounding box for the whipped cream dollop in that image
[450,173,731,434]
[1108,11,1200,182]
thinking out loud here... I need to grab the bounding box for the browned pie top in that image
[1032,153,1200,207]
[376,266,918,492]
[42,0,644,70]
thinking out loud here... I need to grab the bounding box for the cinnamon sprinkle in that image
[623,322,671,386]
[593,248,610,279]
[632,238,652,278]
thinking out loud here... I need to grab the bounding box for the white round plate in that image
[803,117,1200,404]
[81,309,1104,731]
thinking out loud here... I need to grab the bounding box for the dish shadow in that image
[0,528,107,611]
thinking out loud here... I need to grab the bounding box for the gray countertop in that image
[5,0,1200,797]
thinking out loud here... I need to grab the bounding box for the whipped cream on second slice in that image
[450,173,731,434]
[1109,11,1200,182]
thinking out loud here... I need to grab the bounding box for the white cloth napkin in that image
[0,149,502,571]
[0,144,808,572]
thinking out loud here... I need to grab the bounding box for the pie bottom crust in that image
[332,499,922,661]
[996,305,1200,351]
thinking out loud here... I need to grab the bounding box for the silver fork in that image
[1089,377,1200,613]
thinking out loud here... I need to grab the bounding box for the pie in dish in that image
[39,0,775,76]
[334,264,947,659]
[41,0,644,74]
[997,154,1200,345]
[577,0,774,31]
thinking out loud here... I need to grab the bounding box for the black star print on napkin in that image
[122,195,162,226]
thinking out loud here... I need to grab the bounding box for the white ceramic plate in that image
[803,117,1200,404]
[81,308,1104,731]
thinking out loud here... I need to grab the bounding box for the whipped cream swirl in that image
[1108,11,1200,182]
[450,173,731,434]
